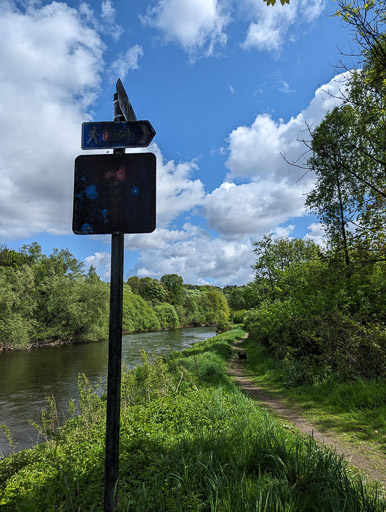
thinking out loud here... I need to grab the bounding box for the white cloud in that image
[225,72,349,181]
[203,180,305,239]
[0,1,104,240]
[241,0,324,53]
[273,225,295,238]
[300,0,326,23]
[141,0,230,58]
[140,0,325,58]
[84,251,111,280]
[101,0,123,40]
[303,222,327,246]
[110,45,144,80]
[131,236,255,286]
[124,224,202,250]
[150,144,206,227]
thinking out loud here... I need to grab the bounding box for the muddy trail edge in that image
[228,334,386,488]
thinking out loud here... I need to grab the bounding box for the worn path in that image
[229,334,385,488]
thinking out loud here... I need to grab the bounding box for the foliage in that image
[122,285,161,332]
[0,247,230,349]
[248,4,386,382]
[0,328,384,511]
[240,335,386,451]
[264,0,289,5]
[304,0,386,263]
[160,273,184,305]
[245,236,386,381]
[138,277,169,304]
[0,246,32,268]
[0,265,36,348]
[231,309,246,324]
[153,303,179,330]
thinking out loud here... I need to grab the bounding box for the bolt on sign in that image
[73,153,156,235]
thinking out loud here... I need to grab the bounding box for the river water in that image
[0,326,216,457]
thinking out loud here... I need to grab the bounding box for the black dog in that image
[237,351,247,361]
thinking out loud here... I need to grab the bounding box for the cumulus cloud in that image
[124,224,202,250]
[149,144,206,227]
[226,72,349,181]
[203,181,305,239]
[84,251,111,280]
[0,1,104,240]
[241,0,324,53]
[132,236,255,286]
[0,0,204,242]
[303,222,327,246]
[140,0,230,58]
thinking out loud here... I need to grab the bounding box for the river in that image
[0,326,216,458]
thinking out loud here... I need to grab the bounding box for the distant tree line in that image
[0,244,230,350]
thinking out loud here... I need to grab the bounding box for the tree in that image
[127,276,141,294]
[253,235,321,300]
[87,265,98,279]
[299,0,386,262]
[160,274,184,305]
[138,277,168,304]
[0,245,32,268]
[228,287,246,310]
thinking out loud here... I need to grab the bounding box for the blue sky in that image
[0,0,358,285]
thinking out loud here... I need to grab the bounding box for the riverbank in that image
[1,327,384,511]
[0,323,219,352]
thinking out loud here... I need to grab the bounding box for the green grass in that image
[0,328,384,511]
[240,336,386,453]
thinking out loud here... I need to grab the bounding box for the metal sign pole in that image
[72,78,155,511]
[103,90,134,512]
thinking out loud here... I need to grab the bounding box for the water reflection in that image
[0,327,216,457]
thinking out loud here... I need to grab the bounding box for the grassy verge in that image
[0,328,384,511]
[239,336,386,454]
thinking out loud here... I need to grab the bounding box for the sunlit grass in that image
[0,328,384,511]
[240,337,386,453]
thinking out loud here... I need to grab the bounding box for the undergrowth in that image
[0,328,384,511]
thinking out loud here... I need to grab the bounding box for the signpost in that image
[81,120,156,149]
[72,79,156,512]
[73,153,156,234]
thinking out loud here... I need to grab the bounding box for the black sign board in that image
[73,153,156,235]
[82,121,155,149]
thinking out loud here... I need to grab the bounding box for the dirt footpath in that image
[229,335,386,488]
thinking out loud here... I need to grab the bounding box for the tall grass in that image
[241,337,386,452]
[0,328,384,511]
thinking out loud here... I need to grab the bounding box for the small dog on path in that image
[237,351,247,362]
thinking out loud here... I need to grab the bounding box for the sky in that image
[0,0,359,285]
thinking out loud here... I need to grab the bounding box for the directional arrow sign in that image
[116,78,136,121]
[81,121,156,150]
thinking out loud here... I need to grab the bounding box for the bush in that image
[231,309,246,324]
[153,303,179,329]
[245,302,386,382]
[122,286,160,332]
